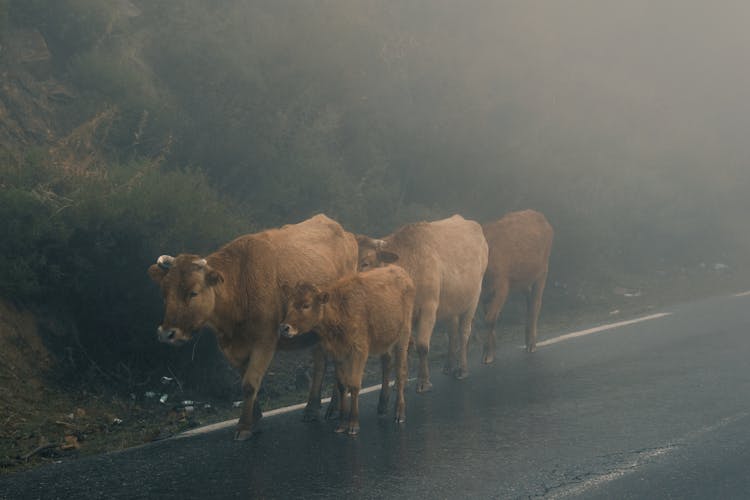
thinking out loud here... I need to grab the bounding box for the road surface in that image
[2,291,750,499]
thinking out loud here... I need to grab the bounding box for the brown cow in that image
[481,209,553,360]
[147,214,358,440]
[356,215,488,391]
[279,265,415,435]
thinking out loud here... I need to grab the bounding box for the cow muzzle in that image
[157,326,188,345]
[278,323,298,339]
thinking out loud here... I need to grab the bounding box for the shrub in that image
[0,154,252,389]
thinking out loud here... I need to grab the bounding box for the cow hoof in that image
[415,380,433,393]
[234,429,255,441]
[335,424,348,434]
[394,414,406,424]
[453,368,469,380]
[442,364,453,375]
[482,351,495,364]
[302,408,320,422]
[347,426,360,436]
[526,345,536,353]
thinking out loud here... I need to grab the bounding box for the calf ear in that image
[355,234,374,247]
[318,291,330,305]
[377,250,399,264]
[205,269,224,287]
[148,264,167,284]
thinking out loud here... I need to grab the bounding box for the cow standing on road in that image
[279,265,415,435]
[356,215,488,391]
[147,214,358,440]
[481,209,553,360]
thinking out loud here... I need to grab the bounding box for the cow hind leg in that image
[525,273,547,353]
[442,316,460,375]
[455,293,480,380]
[377,352,392,416]
[483,281,509,365]
[414,303,439,393]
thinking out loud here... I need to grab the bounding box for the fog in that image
[4,0,748,369]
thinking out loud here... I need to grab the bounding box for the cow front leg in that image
[303,345,326,422]
[235,343,275,441]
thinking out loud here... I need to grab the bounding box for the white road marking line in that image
[178,380,411,438]
[547,412,750,499]
[733,290,750,297]
[182,311,673,438]
[534,312,672,348]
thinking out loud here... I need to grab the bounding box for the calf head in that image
[147,254,224,345]
[278,283,328,339]
[354,235,399,271]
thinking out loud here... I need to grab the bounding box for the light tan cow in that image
[147,214,358,440]
[356,215,488,391]
[481,209,553,360]
[279,265,415,435]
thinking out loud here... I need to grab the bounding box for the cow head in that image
[147,254,224,345]
[354,235,399,271]
[278,282,327,339]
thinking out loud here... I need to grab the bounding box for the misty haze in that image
[1,1,749,498]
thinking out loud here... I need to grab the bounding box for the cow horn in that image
[193,258,208,268]
[157,255,175,270]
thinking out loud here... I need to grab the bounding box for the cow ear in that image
[148,264,167,284]
[377,250,399,264]
[281,282,293,298]
[318,291,330,305]
[205,269,224,287]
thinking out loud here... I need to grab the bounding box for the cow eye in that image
[189,291,199,298]
[360,261,369,269]
[302,303,311,310]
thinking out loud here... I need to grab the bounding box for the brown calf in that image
[147,214,358,440]
[481,209,554,359]
[356,215,488,390]
[279,265,415,435]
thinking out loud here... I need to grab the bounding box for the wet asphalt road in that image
[2,291,750,499]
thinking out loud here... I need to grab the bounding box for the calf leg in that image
[377,352,392,415]
[394,335,409,423]
[236,341,276,441]
[303,345,327,422]
[347,386,361,436]
[346,353,367,435]
[334,379,349,433]
[482,281,509,364]
[525,273,547,353]
[415,302,439,393]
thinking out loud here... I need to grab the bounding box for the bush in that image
[0,153,252,389]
